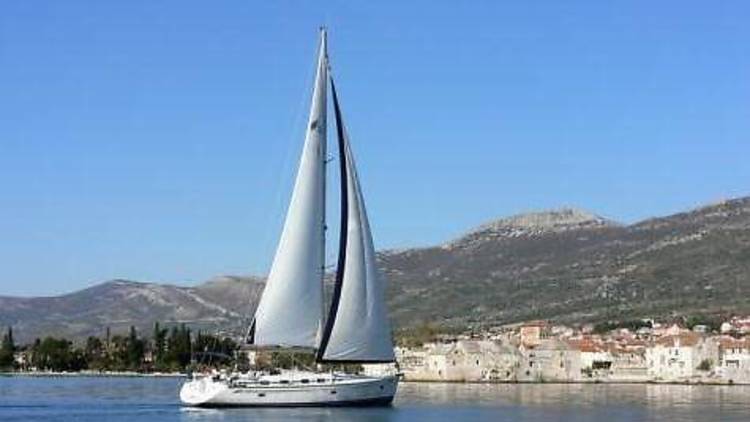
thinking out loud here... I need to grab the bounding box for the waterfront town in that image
[4,315,750,386]
[393,316,750,385]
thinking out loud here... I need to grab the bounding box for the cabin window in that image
[301,379,310,384]
[258,393,265,397]
[331,390,337,395]
[280,380,290,384]
[316,378,326,383]
[260,381,270,385]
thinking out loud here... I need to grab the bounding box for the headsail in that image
[317,79,396,363]
[250,29,328,348]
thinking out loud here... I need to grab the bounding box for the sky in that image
[1,1,748,296]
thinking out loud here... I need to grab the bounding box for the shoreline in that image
[401,379,749,386]
[0,371,185,378]
[2,371,748,386]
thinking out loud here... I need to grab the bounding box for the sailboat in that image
[179,28,399,407]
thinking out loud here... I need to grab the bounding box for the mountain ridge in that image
[2,197,750,343]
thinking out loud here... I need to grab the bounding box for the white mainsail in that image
[250,30,328,348]
[317,81,395,362]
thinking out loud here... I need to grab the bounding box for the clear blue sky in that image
[1,1,748,296]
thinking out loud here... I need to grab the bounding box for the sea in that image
[1,376,749,421]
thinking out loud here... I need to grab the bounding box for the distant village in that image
[5,316,750,385]
[395,316,750,385]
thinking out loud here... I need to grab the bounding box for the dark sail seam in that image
[316,77,349,362]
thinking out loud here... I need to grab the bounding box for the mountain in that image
[2,198,749,343]
[0,278,264,344]
[382,198,750,327]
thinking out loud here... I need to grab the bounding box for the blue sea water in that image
[1,376,749,421]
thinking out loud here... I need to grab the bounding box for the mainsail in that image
[249,30,328,348]
[316,79,396,363]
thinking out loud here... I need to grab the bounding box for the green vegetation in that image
[592,319,652,334]
[394,323,441,348]
[684,314,723,333]
[30,337,86,371]
[697,359,713,371]
[0,327,16,369]
[4,323,239,373]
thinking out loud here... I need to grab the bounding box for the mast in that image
[249,29,328,348]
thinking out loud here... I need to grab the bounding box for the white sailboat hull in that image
[180,372,398,407]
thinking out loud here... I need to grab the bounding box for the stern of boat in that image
[179,377,228,406]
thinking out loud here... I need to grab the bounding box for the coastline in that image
[400,378,748,386]
[2,371,747,386]
[0,371,185,378]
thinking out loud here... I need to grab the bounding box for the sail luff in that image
[317,78,396,363]
[316,78,349,361]
[250,29,328,348]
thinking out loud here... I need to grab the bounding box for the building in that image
[401,340,521,382]
[566,338,614,379]
[609,344,648,382]
[646,333,719,381]
[519,321,550,348]
[718,337,750,383]
[520,338,581,382]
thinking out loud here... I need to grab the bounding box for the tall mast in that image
[317,27,328,347]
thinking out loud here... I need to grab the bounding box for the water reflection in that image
[2,377,750,422]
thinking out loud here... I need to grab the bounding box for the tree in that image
[164,324,192,371]
[193,332,238,366]
[85,336,108,371]
[0,327,15,369]
[31,337,85,371]
[697,359,713,372]
[152,322,167,368]
[127,326,145,370]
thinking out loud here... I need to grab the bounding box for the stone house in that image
[717,337,750,384]
[646,333,719,381]
[519,321,550,348]
[567,338,612,376]
[401,340,521,382]
[520,338,581,382]
[394,346,428,378]
[610,341,649,382]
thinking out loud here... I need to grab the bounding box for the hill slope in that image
[1,198,749,343]
[383,199,750,327]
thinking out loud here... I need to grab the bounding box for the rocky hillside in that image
[383,198,750,327]
[0,277,264,344]
[1,198,749,343]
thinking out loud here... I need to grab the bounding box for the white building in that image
[646,333,718,381]
[718,337,750,383]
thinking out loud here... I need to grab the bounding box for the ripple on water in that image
[1,377,750,422]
